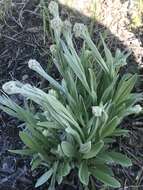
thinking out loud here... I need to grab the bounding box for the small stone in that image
[22,74,28,81]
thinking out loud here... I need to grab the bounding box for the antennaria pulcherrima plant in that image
[0,1,142,189]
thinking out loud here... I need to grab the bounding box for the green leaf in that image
[49,162,58,189]
[47,94,84,139]
[87,37,109,73]
[66,126,82,144]
[19,132,38,150]
[95,164,114,177]
[100,33,114,74]
[112,129,129,136]
[19,132,45,155]
[100,77,118,103]
[91,169,121,188]
[79,161,89,185]
[79,141,91,154]
[61,141,76,157]
[56,162,71,184]
[104,138,115,143]
[83,141,104,159]
[0,96,35,124]
[37,121,59,129]
[9,149,35,155]
[60,162,71,177]
[108,152,132,167]
[61,41,90,93]
[0,105,17,118]
[100,116,120,138]
[96,152,113,163]
[89,68,97,103]
[114,74,137,104]
[31,157,42,171]
[27,124,48,146]
[35,169,53,188]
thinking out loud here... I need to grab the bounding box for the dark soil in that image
[0,1,143,190]
[0,1,51,189]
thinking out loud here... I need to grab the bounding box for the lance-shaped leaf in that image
[61,141,76,157]
[19,132,46,155]
[107,152,132,167]
[35,169,53,188]
[83,140,104,159]
[9,149,36,155]
[100,116,120,138]
[79,141,91,154]
[91,168,121,188]
[79,161,89,185]
[61,41,90,93]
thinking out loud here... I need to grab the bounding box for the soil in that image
[0,1,143,190]
[0,1,51,189]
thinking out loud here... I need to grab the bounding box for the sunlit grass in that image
[58,0,98,18]
[130,0,143,28]
[0,0,12,21]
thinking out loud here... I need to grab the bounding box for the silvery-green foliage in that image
[0,1,142,189]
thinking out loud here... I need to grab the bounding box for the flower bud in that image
[73,23,88,38]
[92,106,103,117]
[28,59,42,71]
[85,50,92,57]
[2,81,23,95]
[63,20,72,34]
[50,44,57,55]
[28,59,48,81]
[28,59,64,94]
[49,89,58,98]
[42,129,49,136]
[131,104,142,114]
[50,17,63,34]
[48,1,59,17]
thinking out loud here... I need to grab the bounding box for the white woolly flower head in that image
[48,1,59,17]
[49,89,58,98]
[115,49,128,66]
[92,106,103,117]
[2,81,23,95]
[50,44,57,55]
[28,59,42,71]
[73,23,88,38]
[85,50,92,57]
[131,104,142,114]
[63,20,72,35]
[22,83,33,91]
[50,17,63,34]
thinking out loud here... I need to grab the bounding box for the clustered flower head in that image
[48,1,63,39]
[131,104,142,114]
[48,1,59,18]
[73,23,88,39]
[49,89,58,98]
[92,106,103,117]
[115,49,128,66]
[2,81,23,95]
[2,80,51,110]
[28,59,47,79]
[50,44,57,55]
[63,20,72,35]
[50,17,63,35]
[3,81,32,96]
[28,59,42,71]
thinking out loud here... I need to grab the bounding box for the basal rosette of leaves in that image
[0,1,142,189]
